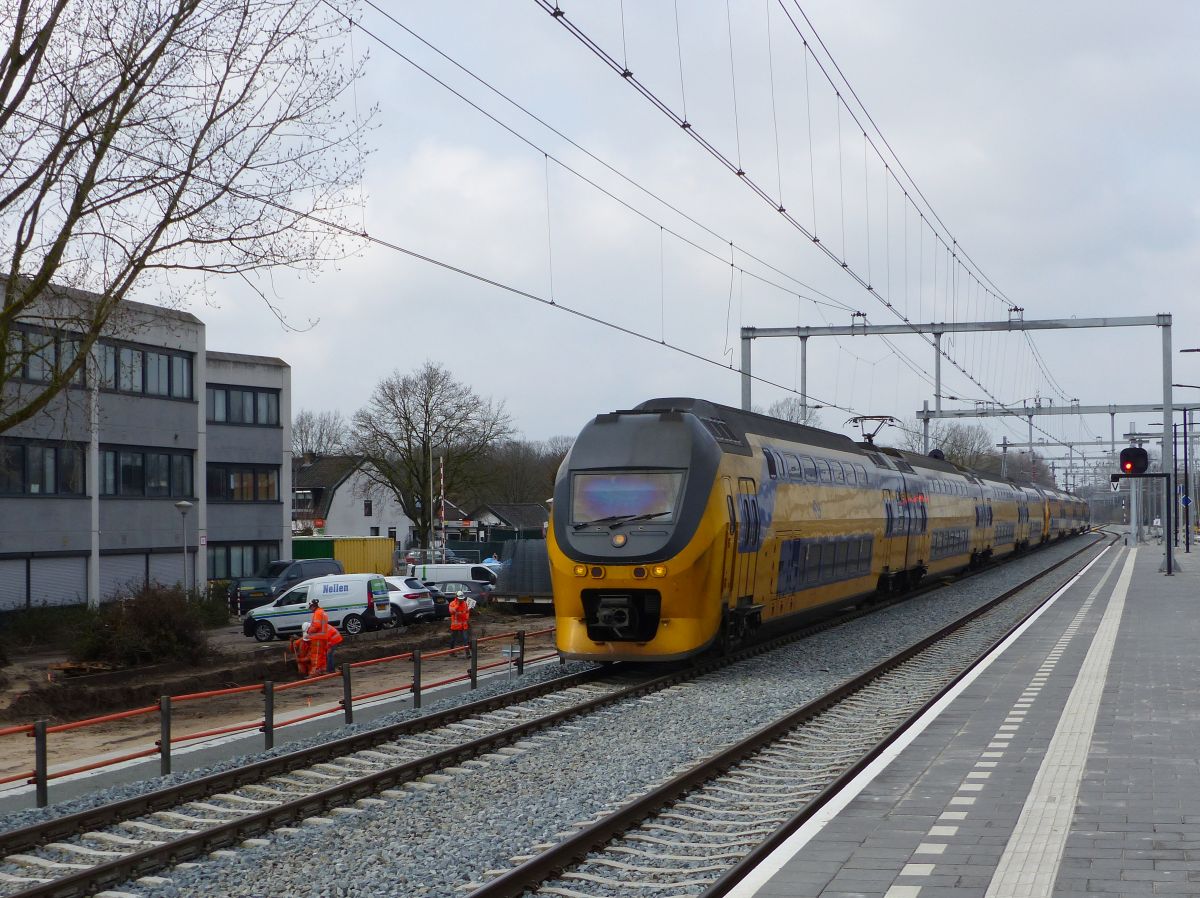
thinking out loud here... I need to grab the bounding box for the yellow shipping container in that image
[330,537,395,575]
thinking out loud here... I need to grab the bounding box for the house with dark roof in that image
[292,454,414,545]
[472,502,550,539]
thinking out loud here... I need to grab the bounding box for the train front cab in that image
[548,410,733,662]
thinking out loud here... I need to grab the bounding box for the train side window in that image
[831,462,846,484]
[835,540,854,576]
[764,450,779,479]
[844,465,857,486]
[842,540,856,576]
[817,460,832,483]
[855,464,868,485]
[801,456,818,482]
[785,453,802,479]
[792,542,807,592]
[810,544,825,583]
[859,537,872,573]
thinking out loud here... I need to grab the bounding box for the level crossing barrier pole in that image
[159,696,172,776]
[263,681,274,750]
[412,650,422,709]
[341,665,354,724]
[469,639,478,689]
[517,630,526,676]
[33,720,47,808]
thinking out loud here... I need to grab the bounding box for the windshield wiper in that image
[572,514,637,530]
[611,511,670,527]
[572,511,671,530]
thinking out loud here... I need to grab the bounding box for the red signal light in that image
[1122,461,1133,472]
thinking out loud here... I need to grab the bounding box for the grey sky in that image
[190,2,1199,459]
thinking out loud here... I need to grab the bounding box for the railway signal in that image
[1119,447,1149,474]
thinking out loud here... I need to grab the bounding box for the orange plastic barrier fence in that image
[0,723,34,738]
[47,746,160,781]
[169,719,263,745]
[0,769,35,788]
[45,705,158,734]
[349,650,414,670]
[173,683,264,703]
[274,670,341,692]
[351,682,414,704]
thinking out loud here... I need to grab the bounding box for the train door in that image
[720,477,737,603]
[735,477,761,600]
[880,488,897,573]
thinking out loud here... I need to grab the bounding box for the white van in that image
[242,573,391,642]
[408,563,499,585]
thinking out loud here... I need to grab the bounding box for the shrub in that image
[70,582,209,667]
[0,604,95,654]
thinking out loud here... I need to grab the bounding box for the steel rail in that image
[466,532,1111,898]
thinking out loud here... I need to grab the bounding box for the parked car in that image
[382,577,437,626]
[429,579,494,605]
[408,563,498,585]
[242,573,390,642]
[228,558,345,613]
[422,582,451,619]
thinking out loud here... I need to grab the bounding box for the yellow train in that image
[549,398,1089,662]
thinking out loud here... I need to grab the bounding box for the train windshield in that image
[571,471,684,525]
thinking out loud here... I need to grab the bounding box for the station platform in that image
[733,538,1200,898]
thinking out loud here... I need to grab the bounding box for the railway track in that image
[0,533,1104,898]
[468,532,1114,898]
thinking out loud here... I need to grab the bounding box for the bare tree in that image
[292,409,347,457]
[348,363,514,549]
[894,417,1001,471]
[766,396,823,428]
[480,436,575,505]
[0,0,370,433]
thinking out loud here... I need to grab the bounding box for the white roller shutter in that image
[29,557,87,607]
[149,553,186,588]
[0,559,27,611]
[99,554,146,602]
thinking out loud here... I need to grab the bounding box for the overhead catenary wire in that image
[344,0,999,422]
[525,0,1057,437]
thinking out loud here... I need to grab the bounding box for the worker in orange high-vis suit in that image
[306,597,330,674]
[291,624,315,677]
[448,591,472,653]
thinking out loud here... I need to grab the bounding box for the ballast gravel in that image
[18,535,1109,898]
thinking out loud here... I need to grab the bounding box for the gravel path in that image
[106,534,1106,898]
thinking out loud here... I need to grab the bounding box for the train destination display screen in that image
[571,471,683,525]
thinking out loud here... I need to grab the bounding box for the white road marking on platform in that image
[984,549,1136,898]
[901,863,935,876]
[929,826,958,836]
[724,543,1114,898]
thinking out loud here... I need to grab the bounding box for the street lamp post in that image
[174,500,193,594]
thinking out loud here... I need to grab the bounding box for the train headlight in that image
[611,533,627,548]
[591,566,605,578]
[573,564,588,577]
[650,564,668,578]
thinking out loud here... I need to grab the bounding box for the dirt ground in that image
[0,609,557,785]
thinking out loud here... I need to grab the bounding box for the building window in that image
[207,464,280,501]
[293,490,314,513]
[92,341,191,398]
[7,327,85,386]
[387,526,397,543]
[145,352,170,396]
[364,499,373,517]
[206,385,280,426]
[207,542,278,581]
[145,453,171,496]
[118,346,143,393]
[369,526,380,536]
[100,447,193,498]
[0,439,87,496]
[119,451,144,495]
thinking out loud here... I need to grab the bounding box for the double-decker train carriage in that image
[549,398,1089,663]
